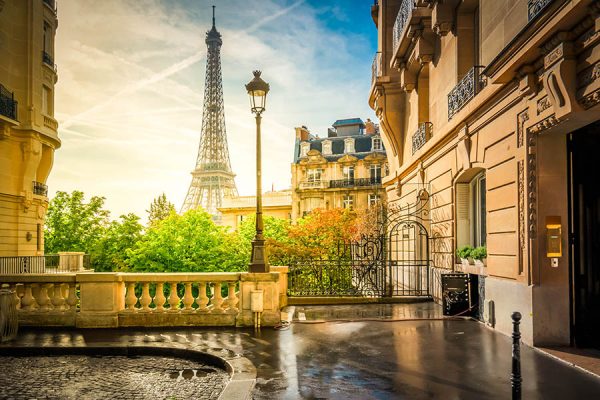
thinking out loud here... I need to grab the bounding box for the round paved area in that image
[0,355,229,400]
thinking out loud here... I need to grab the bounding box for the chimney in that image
[295,126,310,141]
[365,118,377,135]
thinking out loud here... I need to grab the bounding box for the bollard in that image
[511,312,522,400]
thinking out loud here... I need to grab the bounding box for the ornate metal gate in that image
[287,190,432,298]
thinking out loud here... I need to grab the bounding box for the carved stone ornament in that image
[537,96,551,115]
[528,114,560,135]
[542,40,582,119]
[518,160,525,272]
[456,127,471,171]
[517,109,529,148]
[431,0,458,37]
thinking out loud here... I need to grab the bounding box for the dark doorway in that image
[569,122,600,348]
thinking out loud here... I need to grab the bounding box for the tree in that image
[91,213,144,272]
[44,191,110,254]
[126,208,243,272]
[147,193,176,227]
[235,215,292,266]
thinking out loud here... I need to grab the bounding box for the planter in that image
[461,258,470,268]
[474,259,485,267]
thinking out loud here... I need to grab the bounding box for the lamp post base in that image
[249,238,269,273]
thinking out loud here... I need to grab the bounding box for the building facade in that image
[0,0,60,256]
[218,190,292,231]
[291,119,388,222]
[370,0,600,347]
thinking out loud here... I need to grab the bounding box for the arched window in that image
[456,170,486,248]
[300,142,310,157]
[322,140,332,155]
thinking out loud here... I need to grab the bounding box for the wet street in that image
[2,304,600,399]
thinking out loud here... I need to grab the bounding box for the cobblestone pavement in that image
[0,355,228,400]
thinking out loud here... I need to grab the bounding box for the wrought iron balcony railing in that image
[371,52,382,87]
[329,177,382,189]
[33,181,48,196]
[447,66,487,120]
[43,0,57,12]
[392,0,416,52]
[528,0,553,22]
[42,51,56,72]
[0,84,18,121]
[412,122,432,154]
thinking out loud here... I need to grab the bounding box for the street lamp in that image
[246,70,270,273]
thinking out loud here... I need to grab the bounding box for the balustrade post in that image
[125,282,137,311]
[51,283,66,310]
[211,282,224,313]
[20,284,37,310]
[10,284,20,310]
[66,283,77,310]
[154,282,166,312]
[76,273,124,328]
[182,282,194,312]
[226,282,239,313]
[197,282,209,312]
[168,282,180,312]
[37,284,51,310]
[140,282,152,312]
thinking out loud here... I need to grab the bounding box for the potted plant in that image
[471,246,487,267]
[456,245,474,267]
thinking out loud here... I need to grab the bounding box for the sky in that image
[49,0,378,221]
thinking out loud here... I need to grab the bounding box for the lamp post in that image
[246,70,270,273]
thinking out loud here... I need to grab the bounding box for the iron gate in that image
[288,190,431,298]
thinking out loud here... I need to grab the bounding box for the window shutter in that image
[456,183,471,247]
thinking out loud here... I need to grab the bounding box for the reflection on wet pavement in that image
[2,303,600,399]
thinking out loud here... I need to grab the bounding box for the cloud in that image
[49,0,376,220]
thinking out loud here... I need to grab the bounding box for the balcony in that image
[0,253,89,274]
[299,180,328,190]
[447,66,487,120]
[392,0,416,52]
[0,84,18,121]
[528,0,553,22]
[0,269,286,328]
[42,51,57,72]
[412,122,432,154]
[371,52,382,87]
[33,181,48,196]
[329,177,382,189]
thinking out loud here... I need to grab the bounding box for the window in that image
[344,137,355,153]
[372,137,382,151]
[43,22,52,57]
[42,86,52,115]
[471,173,486,247]
[300,142,310,157]
[342,195,354,210]
[36,223,42,251]
[307,168,322,182]
[369,164,381,181]
[342,165,354,181]
[322,140,332,155]
[368,194,380,207]
[305,197,322,213]
[456,171,487,249]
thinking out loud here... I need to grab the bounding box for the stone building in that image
[217,190,293,231]
[370,0,600,347]
[0,0,60,256]
[291,119,388,222]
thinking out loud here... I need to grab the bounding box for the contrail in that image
[60,0,305,130]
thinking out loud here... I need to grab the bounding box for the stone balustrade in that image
[0,270,288,328]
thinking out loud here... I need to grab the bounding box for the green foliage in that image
[147,193,176,227]
[91,213,144,272]
[44,191,110,254]
[471,246,487,260]
[126,208,243,273]
[235,214,292,265]
[456,245,474,259]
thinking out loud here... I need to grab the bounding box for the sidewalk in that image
[2,304,600,399]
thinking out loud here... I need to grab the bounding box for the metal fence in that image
[0,254,90,274]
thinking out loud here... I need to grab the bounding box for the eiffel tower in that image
[181,6,238,219]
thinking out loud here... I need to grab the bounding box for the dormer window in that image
[322,140,332,155]
[344,138,355,153]
[300,142,310,157]
[372,137,382,151]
